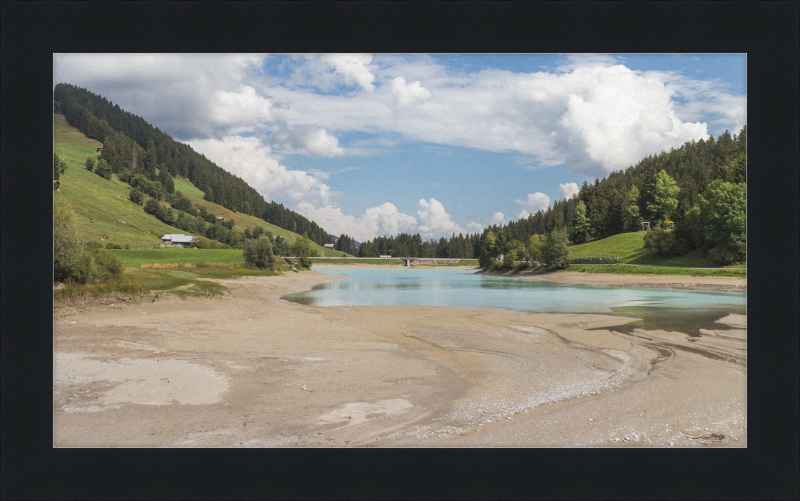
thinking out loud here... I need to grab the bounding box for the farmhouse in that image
[96,147,103,152]
[216,216,224,221]
[324,243,334,249]
[160,234,197,248]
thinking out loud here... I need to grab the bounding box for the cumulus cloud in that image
[186,135,332,206]
[558,182,580,199]
[266,121,344,157]
[552,64,708,176]
[391,76,432,106]
[515,192,551,212]
[296,197,481,241]
[265,55,728,177]
[295,202,417,242]
[517,209,530,220]
[55,53,742,179]
[491,212,506,224]
[417,198,468,238]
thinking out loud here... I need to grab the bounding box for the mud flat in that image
[54,270,746,447]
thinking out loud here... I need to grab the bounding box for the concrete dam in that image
[404,258,461,267]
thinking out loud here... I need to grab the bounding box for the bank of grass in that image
[54,282,149,303]
[109,248,246,268]
[566,264,746,278]
[567,231,746,268]
[54,261,294,305]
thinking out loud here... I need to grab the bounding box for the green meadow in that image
[566,231,745,268]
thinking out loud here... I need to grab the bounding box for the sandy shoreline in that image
[478,267,747,293]
[54,270,746,447]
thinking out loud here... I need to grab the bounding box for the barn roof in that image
[161,234,197,243]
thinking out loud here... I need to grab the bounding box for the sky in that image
[53,53,746,242]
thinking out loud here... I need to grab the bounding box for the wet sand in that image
[54,270,746,447]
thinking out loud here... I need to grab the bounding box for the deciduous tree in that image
[572,201,592,244]
[646,170,680,227]
[543,228,569,269]
[243,236,277,270]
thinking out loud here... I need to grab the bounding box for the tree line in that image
[54,83,335,247]
[356,232,483,258]
[356,127,746,267]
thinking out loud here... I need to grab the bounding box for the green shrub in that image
[643,227,687,257]
[54,196,83,283]
[296,252,312,269]
[242,236,277,270]
[95,159,112,180]
[129,188,145,205]
[543,229,570,269]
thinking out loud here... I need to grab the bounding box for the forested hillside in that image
[54,83,334,247]
[356,128,746,265]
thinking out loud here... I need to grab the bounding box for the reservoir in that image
[282,268,746,336]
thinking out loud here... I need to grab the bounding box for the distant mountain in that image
[53,83,335,247]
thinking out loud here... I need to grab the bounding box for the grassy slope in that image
[54,113,350,257]
[54,114,183,247]
[567,231,744,268]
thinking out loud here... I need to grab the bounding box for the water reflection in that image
[591,305,746,337]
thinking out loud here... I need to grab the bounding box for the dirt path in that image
[53,271,746,447]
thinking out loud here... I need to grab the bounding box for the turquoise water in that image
[282,268,746,335]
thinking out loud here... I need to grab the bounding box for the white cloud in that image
[551,64,708,176]
[210,85,272,128]
[517,209,530,220]
[417,198,467,238]
[186,135,332,206]
[266,55,724,177]
[391,76,432,106]
[558,182,580,199]
[295,197,482,241]
[53,53,265,140]
[55,54,742,178]
[266,121,344,157]
[320,53,376,91]
[295,201,417,242]
[492,212,505,223]
[515,192,551,212]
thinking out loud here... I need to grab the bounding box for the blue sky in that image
[53,53,746,241]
